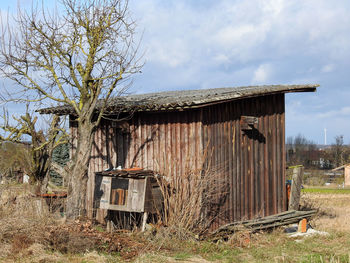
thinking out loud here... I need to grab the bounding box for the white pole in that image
[324,128,327,145]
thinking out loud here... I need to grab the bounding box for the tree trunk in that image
[51,162,68,180]
[66,117,95,219]
[40,173,50,193]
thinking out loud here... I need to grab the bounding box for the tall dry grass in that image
[0,184,56,259]
[155,147,228,235]
[301,192,350,232]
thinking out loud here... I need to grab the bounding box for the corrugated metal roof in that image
[37,84,318,115]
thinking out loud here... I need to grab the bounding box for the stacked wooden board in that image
[210,210,317,241]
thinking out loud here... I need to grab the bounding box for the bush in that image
[155,148,227,236]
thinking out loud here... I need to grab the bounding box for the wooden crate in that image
[94,173,162,213]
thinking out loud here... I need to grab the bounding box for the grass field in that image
[1,186,350,262]
[302,188,350,194]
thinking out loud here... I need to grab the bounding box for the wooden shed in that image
[39,84,318,229]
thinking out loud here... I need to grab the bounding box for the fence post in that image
[288,166,304,211]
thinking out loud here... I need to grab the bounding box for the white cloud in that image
[317,106,350,119]
[147,38,190,68]
[133,0,350,73]
[252,64,273,84]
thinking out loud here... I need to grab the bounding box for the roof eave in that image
[36,84,319,115]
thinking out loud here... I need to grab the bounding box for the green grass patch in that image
[173,252,192,261]
[302,188,350,194]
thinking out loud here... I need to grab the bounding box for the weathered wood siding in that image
[202,93,286,229]
[70,94,286,228]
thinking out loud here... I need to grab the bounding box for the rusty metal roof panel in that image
[37,84,318,115]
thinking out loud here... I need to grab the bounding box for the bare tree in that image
[330,135,345,167]
[0,0,142,218]
[286,134,318,167]
[0,111,68,192]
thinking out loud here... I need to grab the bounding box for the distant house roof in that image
[37,84,318,115]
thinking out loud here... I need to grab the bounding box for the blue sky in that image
[1,0,350,144]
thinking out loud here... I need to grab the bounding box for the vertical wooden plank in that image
[112,123,118,168]
[223,104,229,223]
[227,103,233,222]
[267,97,273,215]
[136,116,142,168]
[105,123,110,168]
[263,99,269,217]
[221,104,227,223]
[276,94,286,213]
[272,95,277,215]
[213,105,218,226]
[237,100,243,220]
[141,117,147,168]
[255,99,260,217]
[248,104,254,219]
[128,119,135,168]
[151,114,156,170]
[258,97,265,216]
[214,106,221,227]
[198,109,204,171]
[231,102,237,222]
[159,115,165,173]
[188,112,195,172]
[281,94,287,211]
[146,115,152,170]
[202,108,208,171]
[172,112,177,176]
[167,113,173,177]
[235,101,241,221]
[253,98,259,217]
[194,111,199,170]
[123,128,129,168]
[179,111,184,178]
[244,101,249,219]
[175,113,180,178]
[275,94,281,213]
[183,111,189,173]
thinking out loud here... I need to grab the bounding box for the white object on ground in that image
[23,174,30,183]
[289,228,329,238]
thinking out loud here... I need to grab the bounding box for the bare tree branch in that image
[0,0,143,218]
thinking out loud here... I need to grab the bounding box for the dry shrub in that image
[46,221,151,260]
[49,231,99,254]
[0,184,55,259]
[11,234,33,254]
[0,184,51,220]
[155,147,228,236]
[227,229,251,248]
[0,185,154,261]
[300,192,336,218]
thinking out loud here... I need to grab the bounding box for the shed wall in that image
[70,94,286,227]
[202,93,286,229]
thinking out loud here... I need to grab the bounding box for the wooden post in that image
[106,210,113,232]
[141,212,148,232]
[345,165,350,187]
[288,166,304,211]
